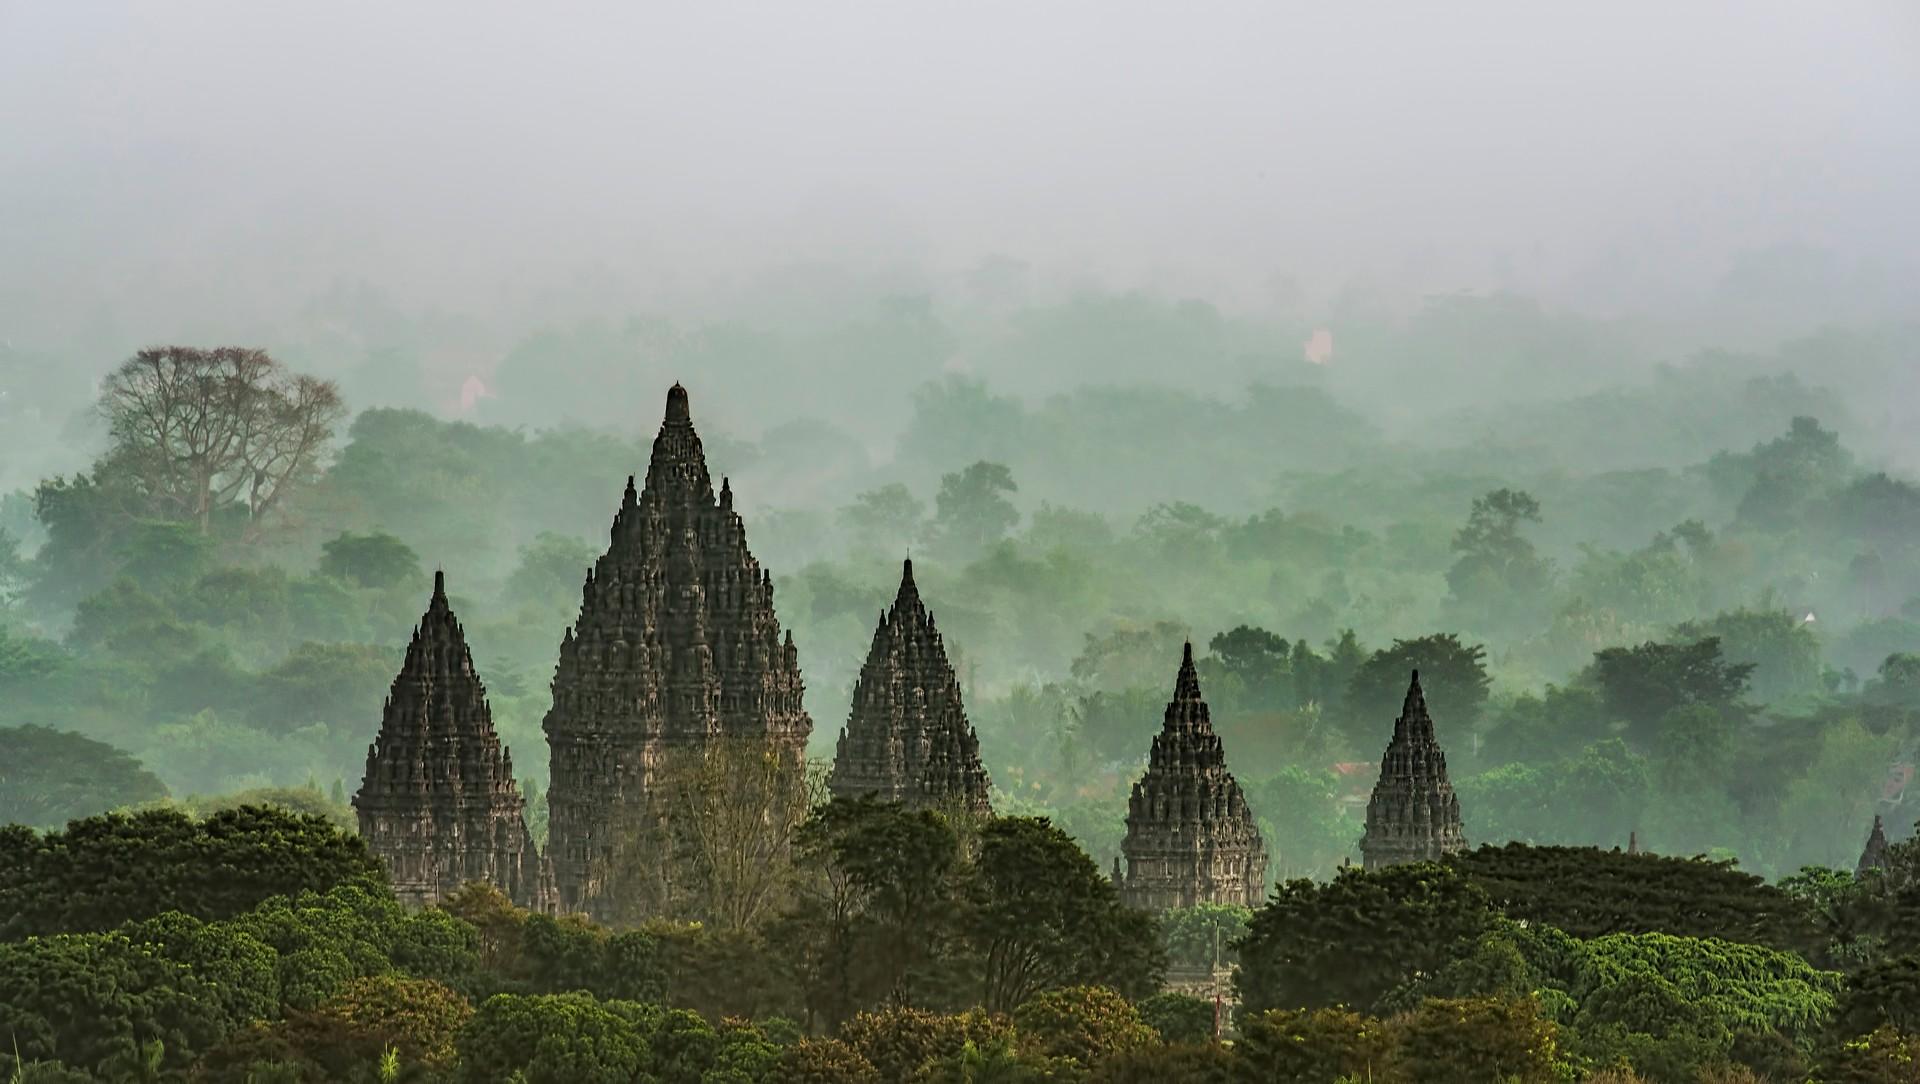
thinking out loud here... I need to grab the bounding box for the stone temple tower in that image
[828,559,993,815]
[1359,670,1467,871]
[543,384,812,917]
[354,572,552,911]
[1115,643,1269,910]
[1858,814,1891,877]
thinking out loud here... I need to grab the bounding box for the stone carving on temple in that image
[1359,670,1467,871]
[1114,642,1269,910]
[828,559,993,815]
[354,571,553,911]
[543,384,812,917]
[1858,813,1891,877]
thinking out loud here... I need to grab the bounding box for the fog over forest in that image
[14,6,1920,1082]
[4,2,1920,878]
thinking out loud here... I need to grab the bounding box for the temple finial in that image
[1399,669,1430,728]
[665,382,691,424]
[1173,641,1202,702]
[433,568,446,601]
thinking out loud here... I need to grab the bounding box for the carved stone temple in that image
[354,572,553,911]
[543,384,812,917]
[1359,670,1467,871]
[1114,643,1269,910]
[828,559,993,815]
[1858,814,1891,877]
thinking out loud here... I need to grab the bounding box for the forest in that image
[6,3,1920,1080]
[2,293,1918,1082]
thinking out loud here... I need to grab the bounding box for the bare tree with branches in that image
[597,741,825,932]
[97,346,345,539]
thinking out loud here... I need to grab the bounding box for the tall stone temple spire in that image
[828,559,993,815]
[1858,814,1891,877]
[1359,670,1467,871]
[354,572,552,910]
[1115,643,1269,909]
[543,384,812,916]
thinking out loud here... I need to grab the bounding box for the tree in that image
[1819,1025,1920,1083]
[1445,843,1818,951]
[773,1038,880,1084]
[1158,903,1251,970]
[1070,621,1189,693]
[966,817,1164,1013]
[1241,767,1359,879]
[1446,489,1553,636]
[454,993,652,1084]
[1088,1041,1239,1082]
[504,533,597,610]
[1479,684,1611,766]
[1715,416,1852,530]
[1011,985,1155,1067]
[1399,920,1838,1081]
[1837,955,1920,1038]
[0,806,382,938]
[0,624,63,692]
[1867,653,1920,710]
[26,472,124,611]
[254,642,396,734]
[0,725,169,828]
[97,346,346,538]
[0,920,276,1078]
[1587,638,1754,747]
[792,797,961,1013]
[1024,503,1115,551]
[601,739,816,933]
[1457,739,1653,848]
[284,975,473,1075]
[1390,996,1566,1084]
[1776,718,1898,874]
[839,484,927,553]
[319,532,422,591]
[1235,1006,1393,1083]
[1235,863,1496,1015]
[1136,992,1215,1044]
[1133,502,1227,561]
[1206,625,1289,707]
[1673,607,1823,704]
[838,1007,1000,1081]
[0,526,28,609]
[1343,634,1491,742]
[933,461,1019,557]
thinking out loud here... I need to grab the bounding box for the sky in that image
[2,1,1916,347]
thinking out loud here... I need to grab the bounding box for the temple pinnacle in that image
[1116,640,1267,908]
[1174,640,1202,701]
[827,557,991,815]
[665,382,691,424]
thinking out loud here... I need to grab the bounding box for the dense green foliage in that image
[1447,843,1819,951]
[0,806,382,939]
[0,724,169,828]
[12,789,1920,1081]
[6,326,1919,886]
[3,293,1920,1081]
[1235,863,1497,1015]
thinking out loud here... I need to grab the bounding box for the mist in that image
[5,0,1920,881]
[4,3,1916,414]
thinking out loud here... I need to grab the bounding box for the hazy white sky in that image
[2,1,1916,332]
